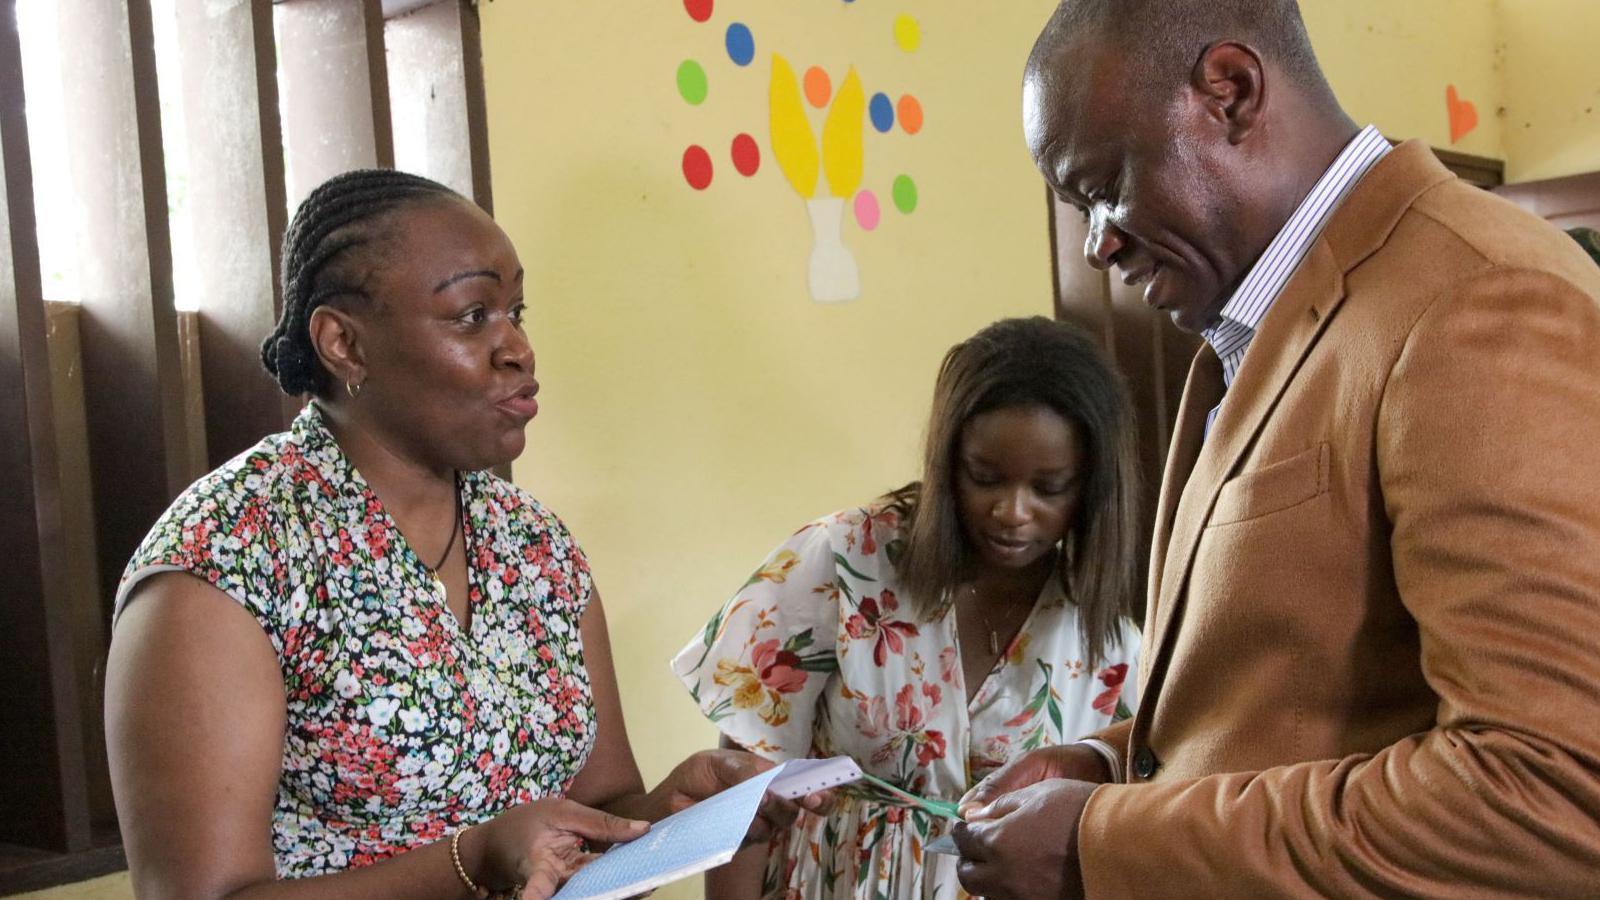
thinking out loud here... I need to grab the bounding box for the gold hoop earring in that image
[345,380,364,399]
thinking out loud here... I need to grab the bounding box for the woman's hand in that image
[650,749,831,846]
[467,798,650,899]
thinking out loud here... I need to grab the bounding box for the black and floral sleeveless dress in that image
[117,403,596,877]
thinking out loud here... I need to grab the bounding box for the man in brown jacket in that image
[952,0,1600,897]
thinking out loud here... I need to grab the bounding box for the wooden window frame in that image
[0,0,497,890]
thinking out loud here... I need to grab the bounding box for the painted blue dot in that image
[869,92,895,132]
[725,23,755,66]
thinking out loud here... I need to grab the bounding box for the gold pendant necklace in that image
[425,477,462,599]
[963,584,1003,656]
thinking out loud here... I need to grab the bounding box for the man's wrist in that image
[1073,738,1122,783]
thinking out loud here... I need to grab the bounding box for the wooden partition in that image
[1498,171,1600,231]
[171,0,292,466]
[58,0,198,615]
[0,0,496,885]
[0,0,91,854]
[276,0,394,209]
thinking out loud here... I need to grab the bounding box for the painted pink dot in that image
[684,0,713,23]
[682,145,713,190]
[731,133,760,176]
[854,190,881,231]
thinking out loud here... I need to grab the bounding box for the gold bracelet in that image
[450,826,487,898]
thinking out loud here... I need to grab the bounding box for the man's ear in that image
[1190,41,1266,144]
[308,304,367,390]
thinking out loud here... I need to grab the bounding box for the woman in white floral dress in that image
[674,317,1146,899]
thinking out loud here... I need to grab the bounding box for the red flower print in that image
[893,684,926,732]
[914,729,948,766]
[868,685,950,767]
[1093,663,1128,716]
[752,639,807,694]
[843,591,920,666]
[856,695,891,739]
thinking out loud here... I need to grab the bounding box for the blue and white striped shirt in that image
[1203,125,1391,433]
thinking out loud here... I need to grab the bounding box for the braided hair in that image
[261,168,461,396]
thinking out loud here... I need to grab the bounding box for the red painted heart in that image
[1447,84,1479,144]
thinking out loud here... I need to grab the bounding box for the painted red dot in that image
[684,0,713,23]
[682,145,713,190]
[730,133,760,176]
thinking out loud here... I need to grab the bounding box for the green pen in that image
[857,771,964,820]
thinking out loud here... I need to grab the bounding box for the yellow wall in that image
[1302,0,1600,183]
[1498,0,1600,183]
[1302,0,1504,160]
[25,4,1596,900]
[481,0,1060,825]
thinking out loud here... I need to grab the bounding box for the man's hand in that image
[951,778,1097,900]
[959,743,1112,818]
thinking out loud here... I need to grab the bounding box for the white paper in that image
[552,757,863,900]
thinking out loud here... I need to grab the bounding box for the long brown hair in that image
[886,317,1141,667]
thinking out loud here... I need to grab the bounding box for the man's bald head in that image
[1028,0,1326,101]
[1020,0,1358,334]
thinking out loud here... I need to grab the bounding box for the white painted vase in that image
[806,197,860,303]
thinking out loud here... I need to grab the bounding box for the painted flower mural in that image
[674,0,925,303]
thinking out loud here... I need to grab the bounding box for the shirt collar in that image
[1202,125,1391,386]
[290,401,486,512]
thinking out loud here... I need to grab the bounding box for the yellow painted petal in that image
[769,53,819,199]
[821,67,864,198]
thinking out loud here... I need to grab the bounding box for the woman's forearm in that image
[156,832,484,900]
[595,788,671,824]
[706,842,770,900]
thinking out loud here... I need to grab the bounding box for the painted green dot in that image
[892,175,918,214]
[677,60,708,105]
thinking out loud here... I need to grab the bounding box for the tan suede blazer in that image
[1078,141,1600,897]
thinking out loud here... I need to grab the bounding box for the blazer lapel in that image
[1139,345,1222,675]
[1144,241,1347,686]
[1135,138,1461,709]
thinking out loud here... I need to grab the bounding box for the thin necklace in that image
[963,583,1006,656]
[425,476,461,595]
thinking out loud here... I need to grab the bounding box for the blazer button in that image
[1132,747,1158,780]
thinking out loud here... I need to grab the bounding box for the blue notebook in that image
[552,757,864,900]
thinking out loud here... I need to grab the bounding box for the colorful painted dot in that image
[854,190,881,231]
[725,23,755,66]
[731,133,760,176]
[677,60,708,105]
[683,145,713,190]
[897,94,924,134]
[894,14,921,52]
[683,0,713,23]
[892,174,918,213]
[804,66,833,108]
[869,93,895,132]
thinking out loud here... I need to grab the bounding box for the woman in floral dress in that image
[106,170,807,900]
[674,317,1145,899]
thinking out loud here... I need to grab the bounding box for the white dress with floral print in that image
[672,505,1140,899]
